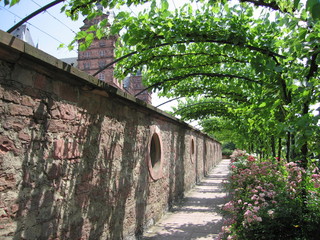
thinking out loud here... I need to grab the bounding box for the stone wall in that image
[0,30,221,240]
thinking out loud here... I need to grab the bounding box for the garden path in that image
[142,159,230,240]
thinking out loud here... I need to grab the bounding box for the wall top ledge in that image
[0,30,218,143]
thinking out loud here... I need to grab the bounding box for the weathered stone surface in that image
[0,30,222,240]
[53,139,81,160]
[46,120,69,133]
[20,95,36,107]
[59,103,77,120]
[3,90,20,103]
[33,73,47,90]
[8,104,33,116]
[2,117,26,131]
[18,131,31,142]
[0,173,16,192]
[46,163,62,180]
[0,136,18,156]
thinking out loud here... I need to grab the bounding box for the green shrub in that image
[222,149,233,156]
[218,153,320,240]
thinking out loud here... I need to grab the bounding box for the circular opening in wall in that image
[150,133,161,169]
[147,127,163,180]
[191,139,195,155]
[190,138,195,163]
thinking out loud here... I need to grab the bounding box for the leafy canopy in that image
[5,0,320,162]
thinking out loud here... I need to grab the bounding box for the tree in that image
[98,0,318,166]
[5,0,320,166]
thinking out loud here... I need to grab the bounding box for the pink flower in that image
[247,155,256,162]
[244,210,252,216]
[268,210,274,215]
[251,195,258,200]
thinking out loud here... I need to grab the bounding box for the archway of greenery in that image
[6,0,319,166]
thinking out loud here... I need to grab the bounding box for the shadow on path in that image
[142,159,230,240]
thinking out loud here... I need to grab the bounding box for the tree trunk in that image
[277,137,282,160]
[271,135,276,158]
[300,102,309,169]
[291,134,296,160]
[286,132,291,162]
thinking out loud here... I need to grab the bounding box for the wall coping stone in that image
[0,30,219,143]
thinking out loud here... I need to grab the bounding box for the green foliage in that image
[222,148,233,157]
[220,151,320,239]
[222,142,236,156]
[307,0,320,19]
[4,0,20,6]
[5,0,319,163]
[223,142,236,150]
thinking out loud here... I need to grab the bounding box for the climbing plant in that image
[84,0,319,166]
[5,0,320,165]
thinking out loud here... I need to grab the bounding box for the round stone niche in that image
[147,126,163,180]
[190,137,195,163]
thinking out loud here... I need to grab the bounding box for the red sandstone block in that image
[72,125,88,138]
[53,139,81,160]
[59,104,77,120]
[10,204,19,216]
[47,120,69,133]
[0,174,16,191]
[2,117,26,131]
[0,209,8,218]
[69,158,81,164]
[67,141,81,159]
[49,102,60,119]
[8,103,33,116]
[3,90,20,103]
[18,131,31,142]
[0,136,19,156]
[53,139,65,159]
[20,95,36,107]
[50,108,60,119]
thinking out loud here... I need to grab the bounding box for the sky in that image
[0,0,84,59]
[1,1,316,125]
[0,1,190,58]
[0,0,195,58]
[0,0,194,121]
